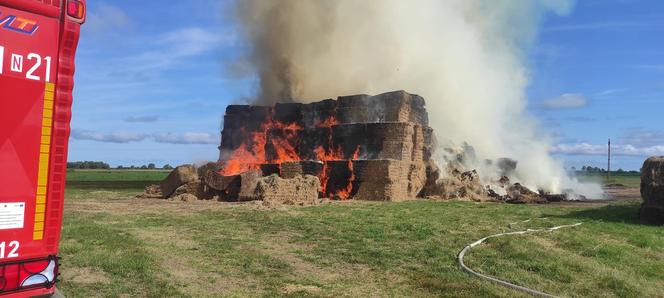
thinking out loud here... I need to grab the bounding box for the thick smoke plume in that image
[234,0,601,197]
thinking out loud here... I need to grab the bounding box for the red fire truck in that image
[0,0,84,296]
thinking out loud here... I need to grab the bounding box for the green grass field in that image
[57,170,663,297]
[575,172,641,189]
[65,169,169,194]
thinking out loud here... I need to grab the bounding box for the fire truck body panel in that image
[0,0,84,296]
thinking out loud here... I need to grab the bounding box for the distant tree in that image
[163,164,173,170]
[140,165,148,169]
[117,165,124,169]
[617,168,625,173]
[130,165,136,169]
[581,166,587,171]
[66,161,110,169]
[571,166,577,171]
[147,163,156,169]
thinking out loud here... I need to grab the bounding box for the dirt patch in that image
[281,284,322,295]
[258,233,340,281]
[603,185,641,201]
[127,226,258,296]
[255,232,406,297]
[169,193,199,202]
[67,194,249,215]
[130,227,198,250]
[61,266,111,284]
[86,191,127,200]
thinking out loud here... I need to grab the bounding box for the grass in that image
[57,170,664,297]
[65,169,168,195]
[576,172,641,188]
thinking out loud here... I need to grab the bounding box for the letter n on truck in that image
[0,0,85,296]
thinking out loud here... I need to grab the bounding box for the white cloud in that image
[621,128,664,147]
[565,116,595,122]
[541,93,588,110]
[72,130,148,143]
[115,27,232,75]
[543,21,649,32]
[551,143,664,156]
[71,130,217,144]
[157,27,234,56]
[594,88,627,97]
[153,132,218,144]
[124,116,159,123]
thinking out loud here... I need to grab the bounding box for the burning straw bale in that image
[197,162,221,179]
[215,90,434,201]
[336,91,428,125]
[203,170,241,200]
[505,183,548,204]
[281,161,324,179]
[140,90,569,204]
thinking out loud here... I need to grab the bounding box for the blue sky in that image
[69,0,664,170]
[528,0,664,170]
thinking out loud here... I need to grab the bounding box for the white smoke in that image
[233,0,602,197]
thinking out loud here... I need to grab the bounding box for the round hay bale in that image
[640,156,664,225]
[159,165,199,198]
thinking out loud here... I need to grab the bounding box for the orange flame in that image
[334,146,361,200]
[219,143,262,175]
[219,112,362,199]
[315,115,339,128]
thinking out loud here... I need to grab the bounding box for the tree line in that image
[572,166,639,175]
[67,161,173,170]
[117,163,173,170]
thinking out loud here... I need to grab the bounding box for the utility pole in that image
[607,138,611,181]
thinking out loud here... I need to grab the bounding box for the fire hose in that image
[457,221,583,297]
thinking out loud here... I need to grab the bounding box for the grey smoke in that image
[71,130,148,143]
[234,0,601,197]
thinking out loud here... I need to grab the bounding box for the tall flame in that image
[219,110,365,199]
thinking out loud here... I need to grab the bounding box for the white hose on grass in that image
[457,222,583,297]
